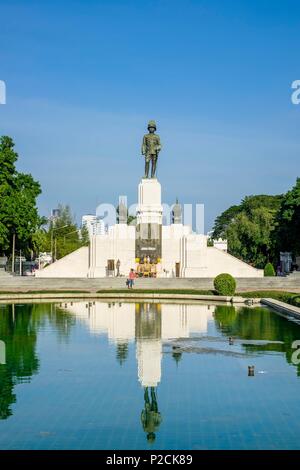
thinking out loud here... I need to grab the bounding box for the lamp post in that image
[19,249,22,276]
[51,228,53,262]
[11,230,16,274]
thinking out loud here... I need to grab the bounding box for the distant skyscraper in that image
[93,219,105,236]
[82,215,105,238]
[51,208,61,219]
[49,208,61,227]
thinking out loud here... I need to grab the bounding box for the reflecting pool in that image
[0,300,300,449]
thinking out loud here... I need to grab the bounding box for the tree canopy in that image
[36,204,89,260]
[275,178,300,257]
[212,193,285,268]
[0,136,42,255]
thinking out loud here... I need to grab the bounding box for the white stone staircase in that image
[0,275,299,292]
[0,268,13,278]
[287,271,300,279]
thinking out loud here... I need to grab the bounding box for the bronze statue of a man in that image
[141,120,162,178]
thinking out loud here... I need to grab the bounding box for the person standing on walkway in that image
[116,259,121,277]
[128,268,135,289]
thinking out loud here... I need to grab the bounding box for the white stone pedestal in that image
[135,178,163,263]
[136,178,163,225]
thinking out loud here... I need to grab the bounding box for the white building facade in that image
[82,215,105,237]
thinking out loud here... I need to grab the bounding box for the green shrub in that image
[264,262,275,277]
[214,273,236,296]
[282,293,300,308]
[207,238,214,247]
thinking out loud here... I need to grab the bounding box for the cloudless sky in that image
[0,0,299,230]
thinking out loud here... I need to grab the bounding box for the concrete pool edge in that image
[261,298,300,319]
[2,292,299,317]
[0,291,258,304]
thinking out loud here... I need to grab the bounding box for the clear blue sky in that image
[0,0,299,231]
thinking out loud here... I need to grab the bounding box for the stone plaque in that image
[135,223,162,262]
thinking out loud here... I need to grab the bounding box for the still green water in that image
[0,300,300,450]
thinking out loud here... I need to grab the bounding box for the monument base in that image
[135,178,163,263]
[36,177,264,279]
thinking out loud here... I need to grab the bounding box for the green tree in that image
[212,195,282,268]
[275,178,300,256]
[31,227,48,254]
[212,205,241,239]
[50,204,88,260]
[31,205,89,260]
[0,136,42,255]
[226,207,276,267]
[80,223,90,245]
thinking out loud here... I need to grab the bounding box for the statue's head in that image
[147,432,156,443]
[147,120,156,133]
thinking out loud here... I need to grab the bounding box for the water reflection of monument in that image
[135,303,162,387]
[60,300,215,442]
[61,301,215,387]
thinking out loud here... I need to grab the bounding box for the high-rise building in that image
[82,215,105,238]
[51,208,61,219]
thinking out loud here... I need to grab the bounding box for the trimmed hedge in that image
[264,262,275,277]
[214,273,236,296]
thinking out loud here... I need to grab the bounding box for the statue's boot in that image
[144,161,150,178]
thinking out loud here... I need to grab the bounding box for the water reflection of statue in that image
[135,304,162,442]
[135,303,162,387]
[141,387,162,443]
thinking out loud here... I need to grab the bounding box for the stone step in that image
[0,270,13,278]
[287,271,300,278]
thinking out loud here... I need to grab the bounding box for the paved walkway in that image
[0,276,299,292]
